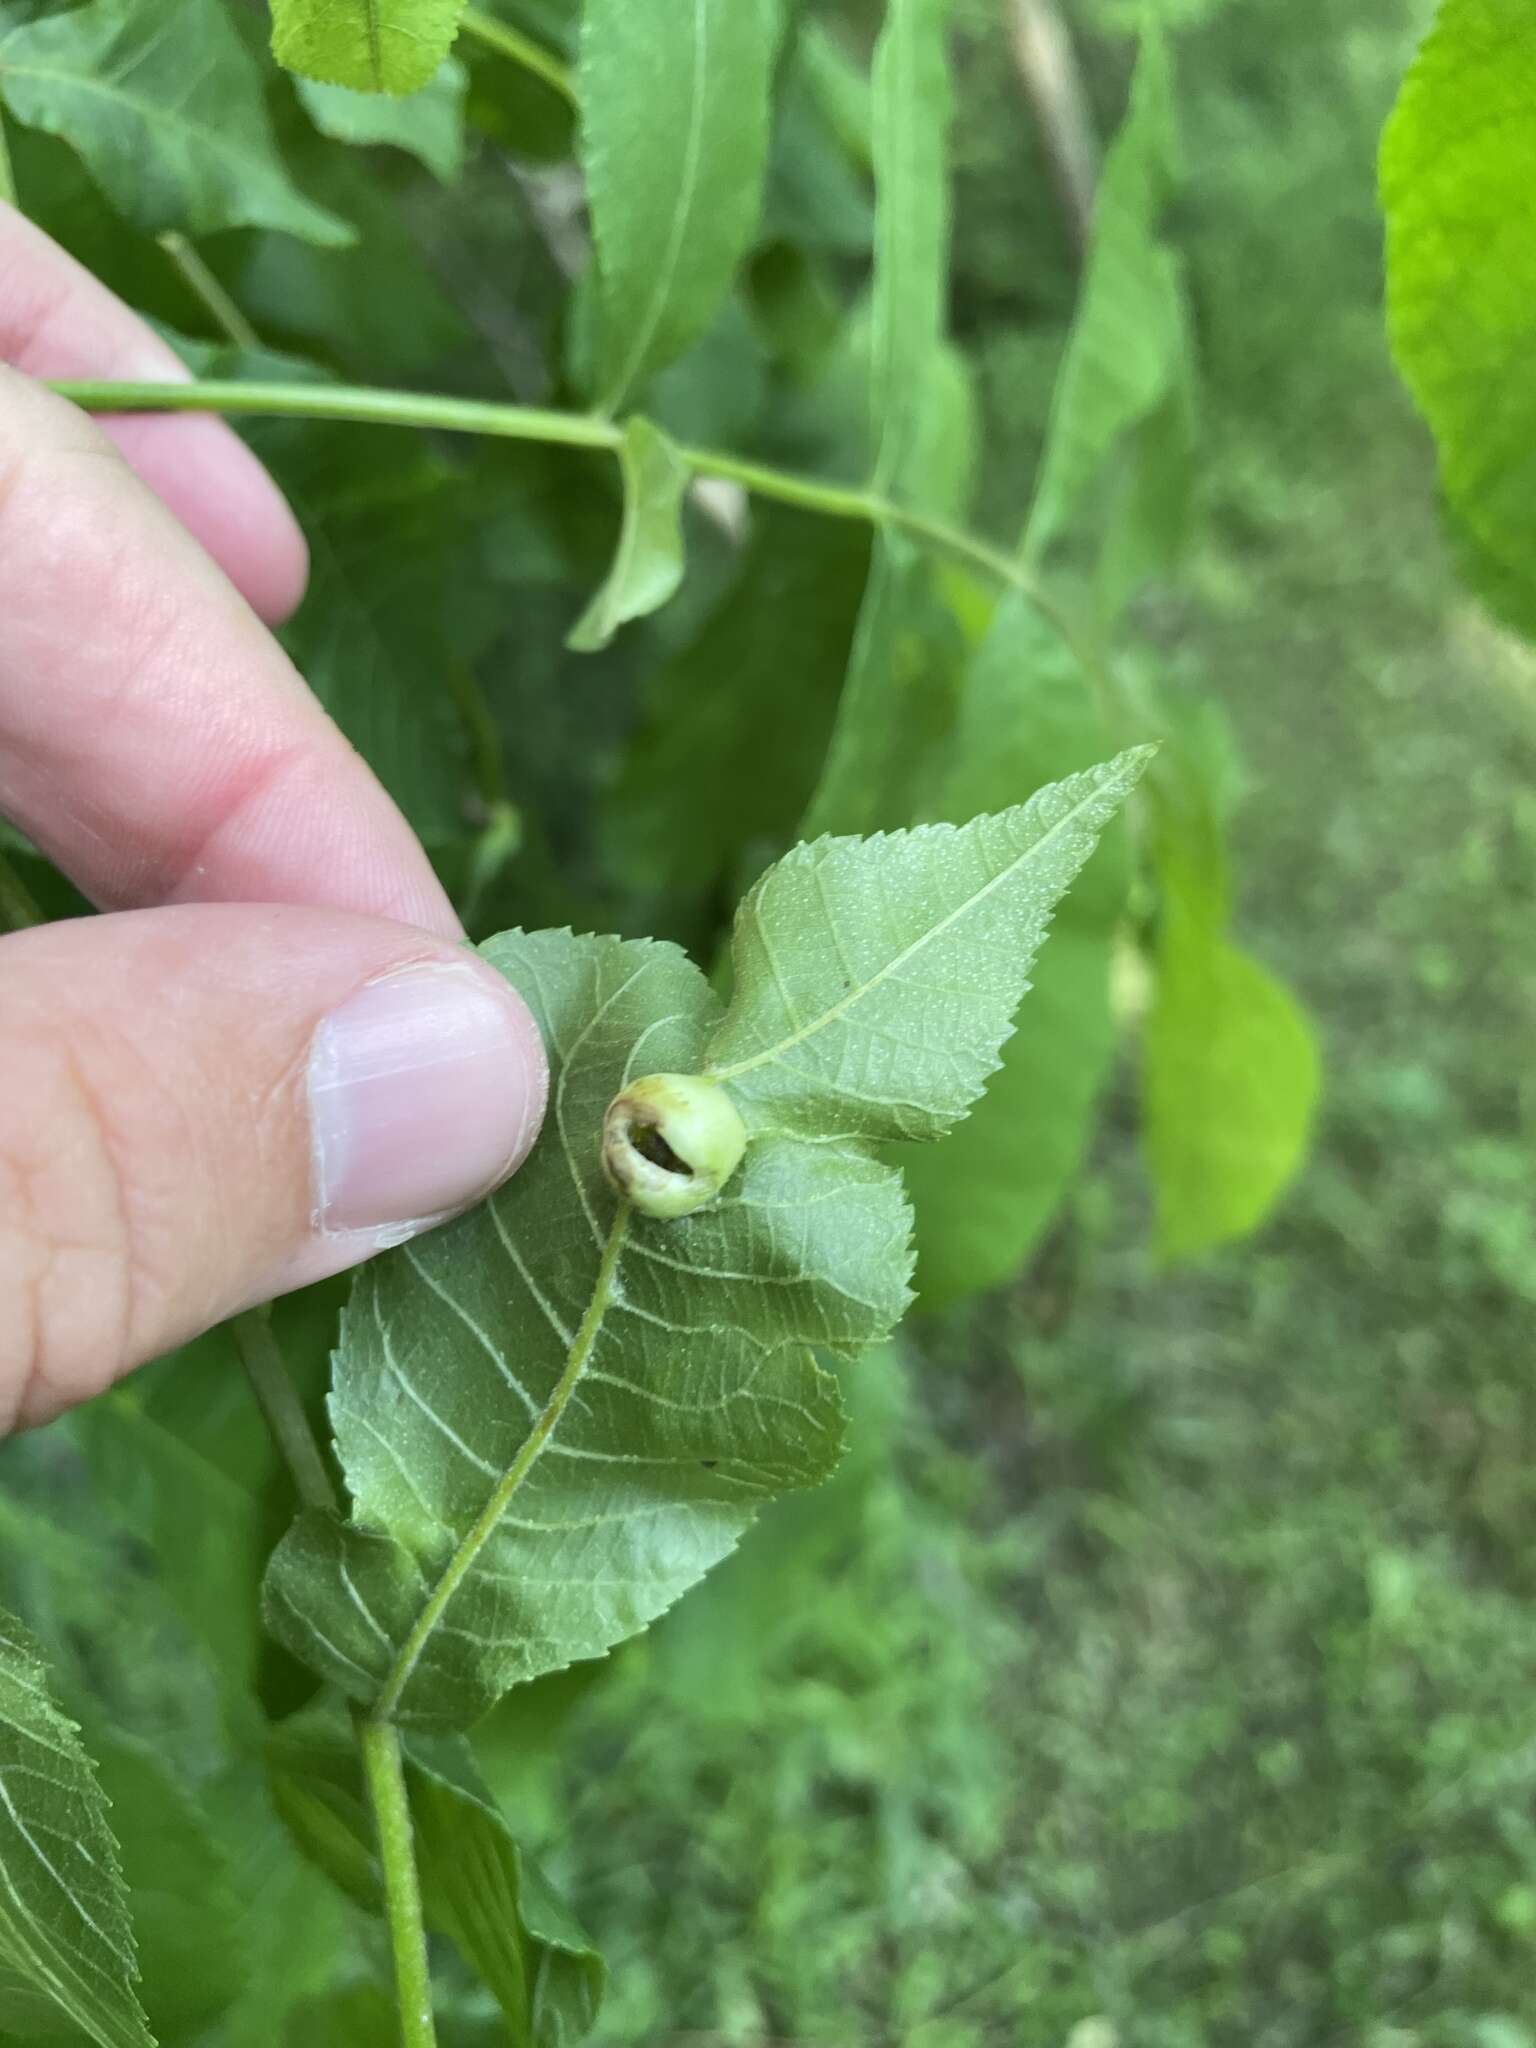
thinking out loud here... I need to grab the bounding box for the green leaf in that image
[1023,24,1185,564]
[579,0,777,408]
[900,597,1128,1304]
[1141,742,1320,1262]
[607,506,871,897]
[0,0,351,244]
[266,772,1141,1726]
[708,748,1152,1142]
[269,1706,604,2044]
[1381,0,1536,637]
[0,1610,152,2048]
[271,0,467,96]
[567,418,691,653]
[799,532,966,840]
[869,0,954,497]
[296,59,468,181]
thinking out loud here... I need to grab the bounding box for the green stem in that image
[45,377,1060,615]
[459,5,575,103]
[358,1716,439,2048]
[0,850,43,932]
[229,1307,339,1515]
[158,232,260,352]
[0,109,16,209]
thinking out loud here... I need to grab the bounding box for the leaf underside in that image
[266,759,1149,1730]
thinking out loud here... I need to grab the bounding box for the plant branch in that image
[45,376,1067,614]
[158,232,261,351]
[230,1307,339,1516]
[459,5,575,104]
[358,1716,439,2048]
[1006,0,1098,264]
[0,850,43,932]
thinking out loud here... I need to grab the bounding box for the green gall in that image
[601,1072,748,1219]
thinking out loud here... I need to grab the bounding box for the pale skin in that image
[0,207,550,1433]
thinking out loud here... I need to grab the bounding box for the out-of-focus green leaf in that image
[1142,739,1320,1261]
[608,506,871,897]
[869,0,953,497]
[568,418,690,652]
[0,0,350,243]
[265,776,1141,1726]
[1381,0,1536,639]
[270,1706,604,2044]
[86,1733,249,2042]
[0,1610,151,2048]
[271,0,466,95]
[1023,24,1184,564]
[800,532,965,839]
[296,60,467,181]
[579,0,777,407]
[901,596,1128,1303]
[246,416,477,844]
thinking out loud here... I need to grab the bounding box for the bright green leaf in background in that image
[579,0,778,409]
[1381,0,1536,640]
[1141,727,1320,1261]
[902,597,1129,1303]
[296,60,468,182]
[0,0,350,243]
[568,417,691,651]
[266,765,1144,1728]
[0,1610,151,2048]
[271,0,467,96]
[270,1706,604,2044]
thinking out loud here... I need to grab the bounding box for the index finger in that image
[0,202,308,623]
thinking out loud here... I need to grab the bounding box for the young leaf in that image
[568,418,691,653]
[0,1609,152,2048]
[900,596,1129,1304]
[265,768,1142,1727]
[271,0,467,96]
[869,0,955,497]
[296,60,468,182]
[799,532,966,840]
[0,0,351,244]
[269,1706,604,2044]
[707,748,1152,1142]
[1023,23,1185,565]
[1381,0,1536,638]
[579,0,777,409]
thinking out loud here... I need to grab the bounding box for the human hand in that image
[0,209,548,1433]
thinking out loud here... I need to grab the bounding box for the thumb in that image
[0,903,547,1431]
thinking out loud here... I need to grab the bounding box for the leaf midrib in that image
[708,766,1131,1085]
[371,1200,632,1721]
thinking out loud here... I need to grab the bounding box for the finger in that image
[0,903,548,1431]
[0,202,306,622]
[0,370,459,937]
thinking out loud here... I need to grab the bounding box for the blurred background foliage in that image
[7,0,1536,2039]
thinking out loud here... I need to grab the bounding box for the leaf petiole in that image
[458,5,575,105]
[358,1716,439,2048]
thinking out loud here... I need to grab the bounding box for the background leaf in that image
[296,60,468,182]
[579,0,778,408]
[901,596,1128,1304]
[1381,0,1536,638]
[869,0,954,497]
[568,418,691,653]
[0,1610,151,2048]
[271,0,467,96]
[1022,23,1184,565]
[0,0,350,243]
